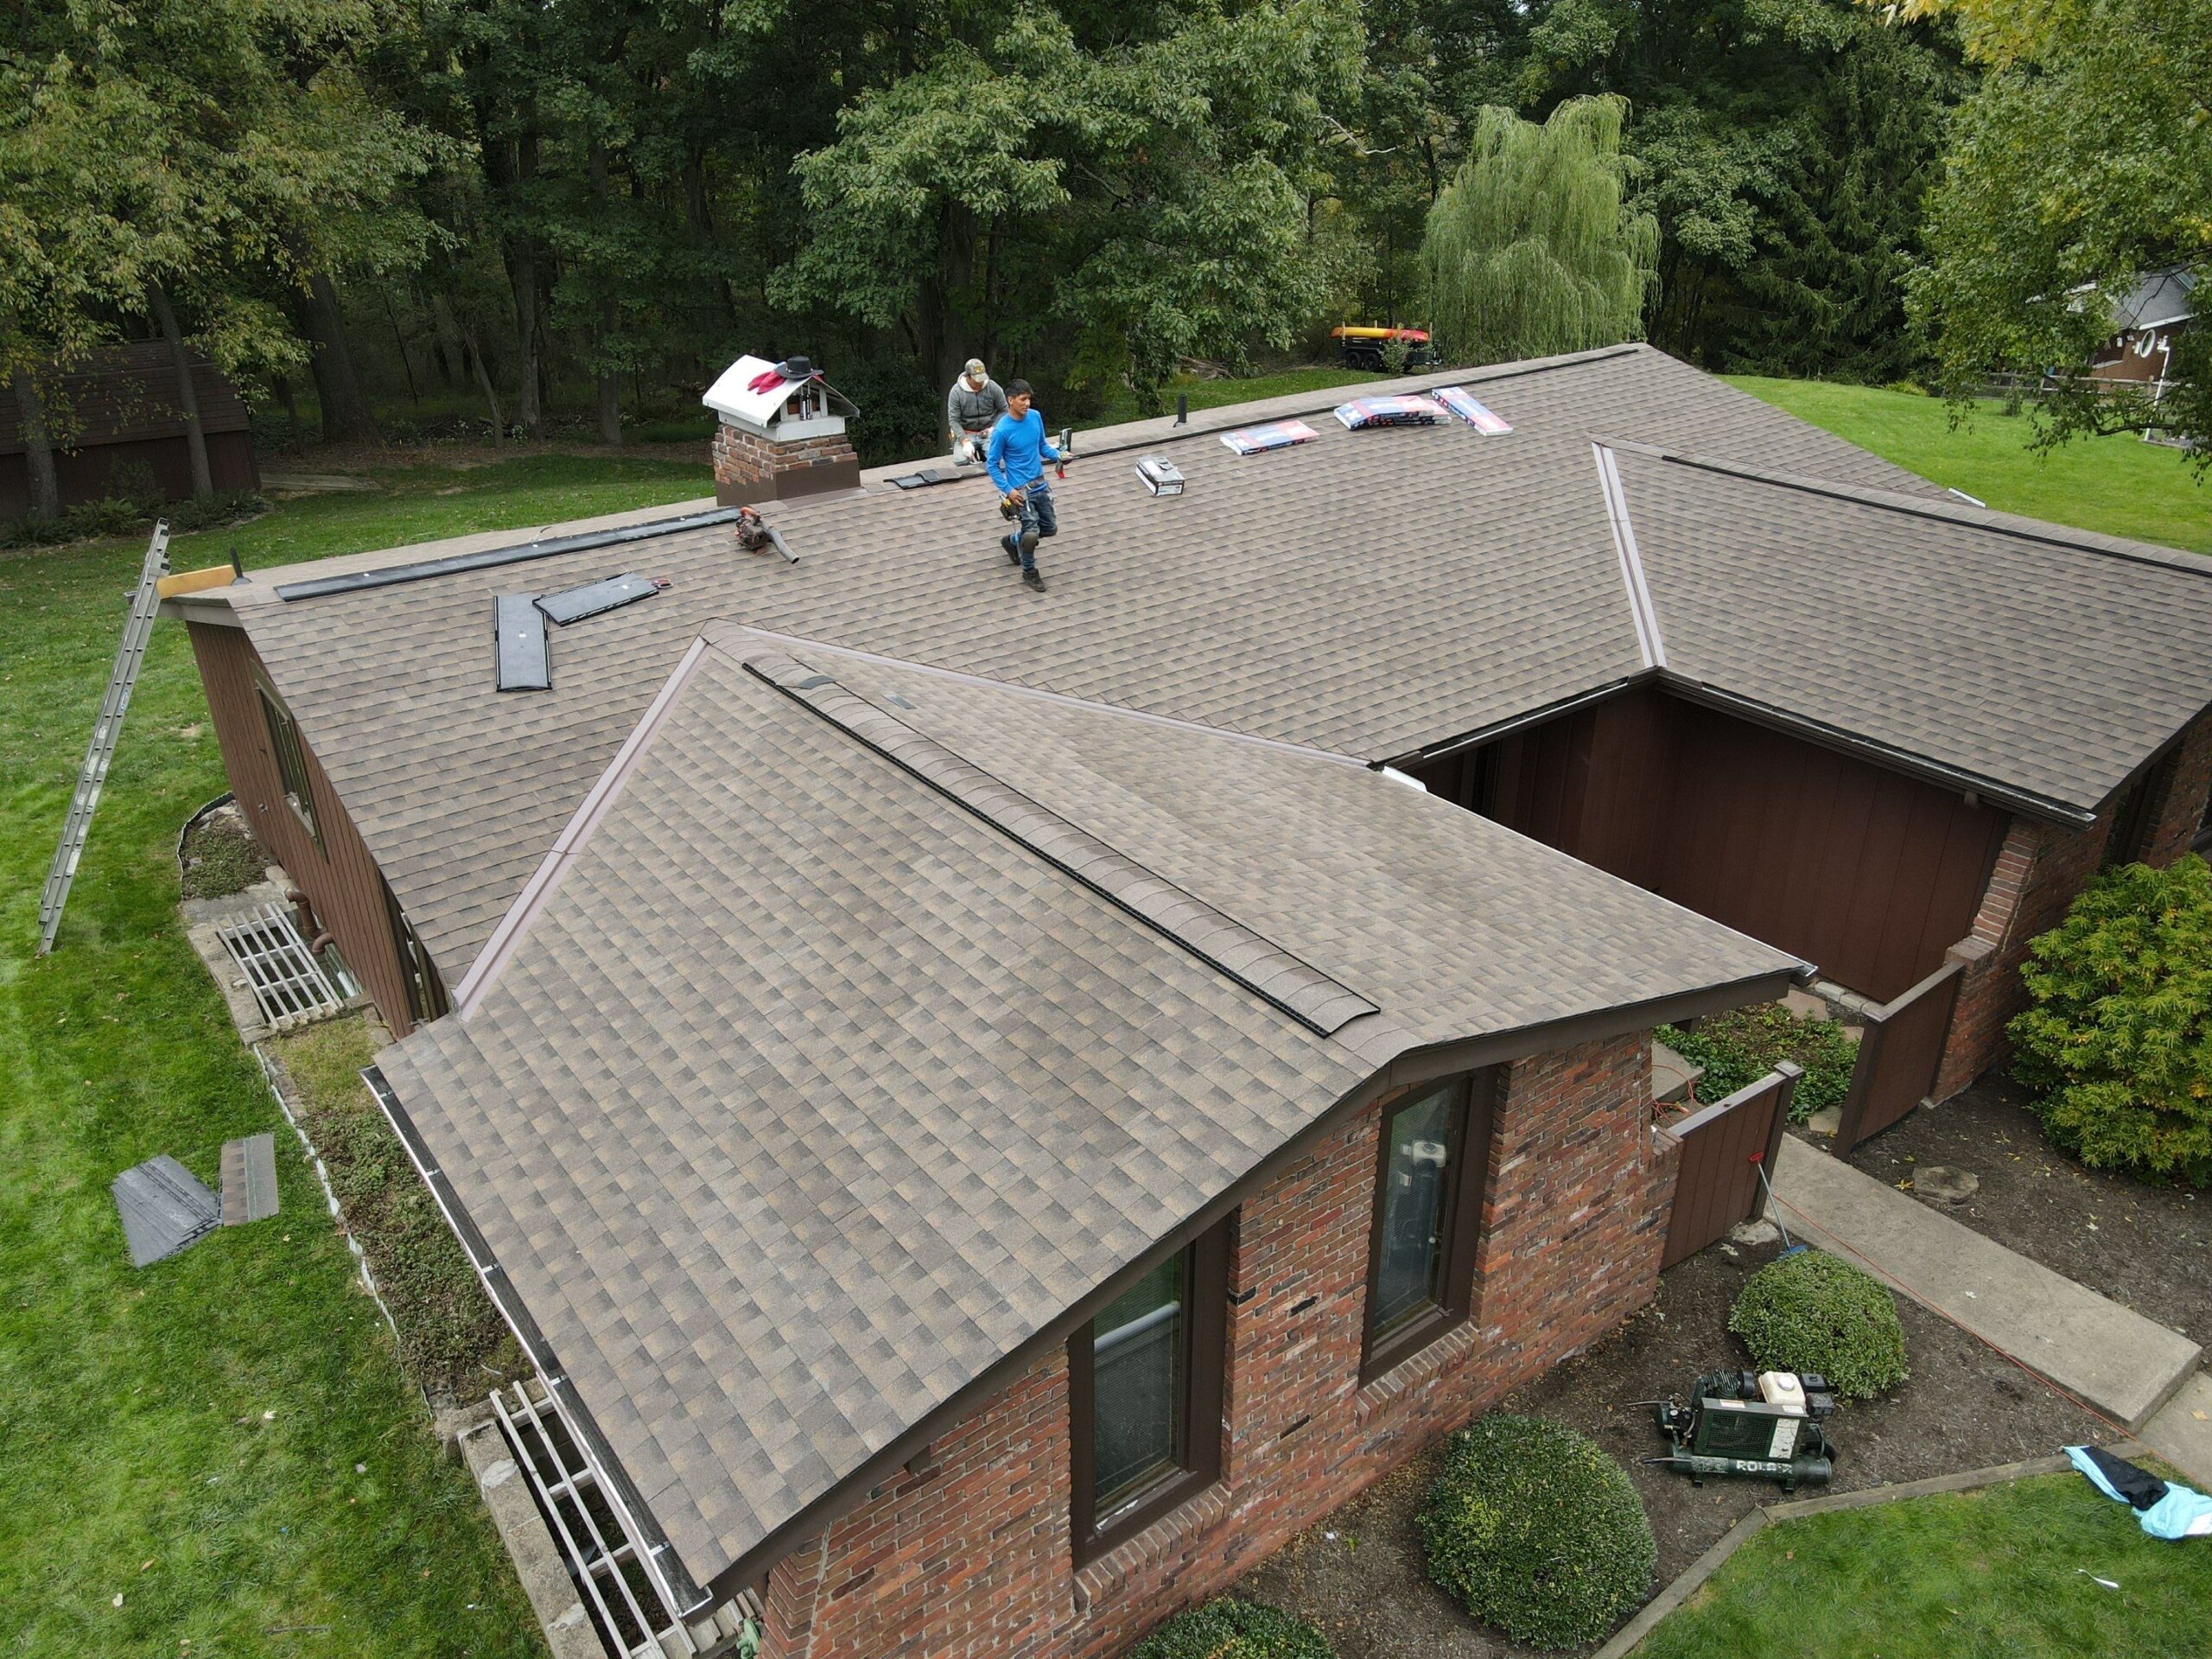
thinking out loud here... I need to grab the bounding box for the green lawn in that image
[1636,1473,2212,1659]
[0,454,706,1657]
[1727,377,2211,555]
[1091,363,1382,425]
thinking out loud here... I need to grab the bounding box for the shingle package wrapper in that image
[2067,1445,2212,1539]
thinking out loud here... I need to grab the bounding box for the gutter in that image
[362,1065,715,1618]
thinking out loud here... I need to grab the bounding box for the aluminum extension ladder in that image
[37,522,170,954]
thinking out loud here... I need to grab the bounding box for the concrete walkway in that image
[1768,1135,2202,1434]
[2141,1371,2212,1487]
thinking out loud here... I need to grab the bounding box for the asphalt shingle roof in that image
[217,345,2007,986]
[377,626,1796,1594]
[1613,444,2212,813]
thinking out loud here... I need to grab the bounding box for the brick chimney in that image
[702,354,861,505]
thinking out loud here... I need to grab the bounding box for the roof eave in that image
[693,955,1802,1603]
[361,1064,715,1617]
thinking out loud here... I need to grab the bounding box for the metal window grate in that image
[492,1382,757,1659]
[216,904,346,1029]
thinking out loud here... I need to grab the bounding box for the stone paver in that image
[1770,1135,2202,1431]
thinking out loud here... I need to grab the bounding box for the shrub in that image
[1658,1002,1858,1121]
[1728,1249,1907,1400]
[2007,855,2212,1185]
[1128,1599,1333,1659]
[169,488,267,531]
[1419,1414,1654,1649]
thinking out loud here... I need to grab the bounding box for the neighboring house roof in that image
[1,340,251,456]
[373,625,1801,1603]
[2111,267,2198,334]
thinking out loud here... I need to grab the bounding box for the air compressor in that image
[1640,1370,1839,1491]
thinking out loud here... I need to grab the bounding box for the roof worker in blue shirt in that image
[985,379,1063,594]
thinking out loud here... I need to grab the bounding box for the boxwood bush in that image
[1729,1249,1907,1400]
[1418,1414,1654,1649]
[2008,855,2212,1185]
[1657,1003,1857,1122]
[1128,1599,1333,1659]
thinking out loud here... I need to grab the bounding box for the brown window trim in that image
[383,876,451,1026]
[252,671,322,849]
[1068,1217,1229,1565]
[1360,1071,1495,1385]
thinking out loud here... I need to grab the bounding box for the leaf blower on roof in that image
[985,379,1070,595]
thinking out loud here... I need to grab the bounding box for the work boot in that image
[1002,534,1021,565]
[1023,568,1047,593]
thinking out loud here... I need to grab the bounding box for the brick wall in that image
[1936,709,2212,1096]
[712,420,860,505]
[760,1351,1074,1659]
[2139,712,2212,868]
[759,1030,1669,1659]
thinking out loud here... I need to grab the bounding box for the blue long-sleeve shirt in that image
[985,410,1060,493]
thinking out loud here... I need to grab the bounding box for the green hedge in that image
[1419,1414,1655,1649]
[1729,1249,1908,1400]
[2009,855,2212,1185]
[1657,1003,1858,1121]
[1127,1599,1334,1659]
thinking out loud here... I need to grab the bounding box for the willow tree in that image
[1419,96,1656,365]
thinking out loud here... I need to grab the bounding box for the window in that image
[255,677,320,844]
[384,878,450,1027]
[1363,1071,1494,1382]
[1069,1219,1227,1560]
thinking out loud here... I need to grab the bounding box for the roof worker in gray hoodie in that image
[946,359,1008,467]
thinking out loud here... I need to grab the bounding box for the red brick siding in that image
[1936,709,2212,1096]
[2140,712,2212,868]
[187,620,419,1033]
[712,422,860,505]
[760,1032,1669,1659]
[760,1350,1074,1659]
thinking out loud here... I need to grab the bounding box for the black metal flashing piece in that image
[887,468,965,490]
[273,507,744,601]
[494,594,551,692]
[113,1155,221,1268]
[535,573,664,627]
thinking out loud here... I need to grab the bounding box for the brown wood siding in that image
[1451,690,2006,1002]
[1660,1065,1796,1269]
[187,620,420,1035]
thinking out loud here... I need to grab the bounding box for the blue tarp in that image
[2066,1446,2212,1540]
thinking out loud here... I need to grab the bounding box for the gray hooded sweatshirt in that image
[947,375,1009,438]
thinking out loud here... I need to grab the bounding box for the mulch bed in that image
[1232,1239,2107,1658]
[1841,1076,2211,1344]
[180,800,270,899]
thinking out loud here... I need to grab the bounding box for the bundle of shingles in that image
[111,1132,280,1268]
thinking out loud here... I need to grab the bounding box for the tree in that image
[0,0,436,466]
[773,0,1365,408]
[1507,0,1963,379]
[1418,96,1655,365]
[1898,0,2210,458]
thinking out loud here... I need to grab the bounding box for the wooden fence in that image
[1658,1063,1802,1270]
[1834,958,1967,1153]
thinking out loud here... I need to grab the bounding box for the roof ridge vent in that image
[740,648,1383,1039]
